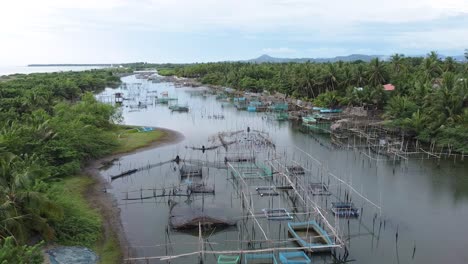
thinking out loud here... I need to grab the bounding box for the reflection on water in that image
[98,76,468,264]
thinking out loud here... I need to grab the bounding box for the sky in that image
[1,0,467,65]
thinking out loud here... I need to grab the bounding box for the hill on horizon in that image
[247,54,467,63]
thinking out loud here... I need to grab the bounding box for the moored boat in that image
[278,251,311,264]
[288,221,335,252]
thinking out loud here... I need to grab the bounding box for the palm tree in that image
[425,73,466,128]
[340,65,353,90]
[353,64,367,87]
[384,95,417,119]
[443,57,456,72]
[421,57,442,81]
[0,153,63,242]
[390,53,405,74]
[367,58,387,87]
[322,63,339,91]
[428,51,440,62]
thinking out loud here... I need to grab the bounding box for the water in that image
[0,65,106,76]
[98,75,468,264]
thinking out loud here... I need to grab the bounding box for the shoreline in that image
[83,127,184,263]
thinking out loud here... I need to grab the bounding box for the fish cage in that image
[188,183,215,194]
[169,201,236,230]
[228,162,273,179]
[245,253,278,264]
[262,208,293,220]
[270,103,289,112]
[275,112,289,121]
[308,183,331,196]
[331,202,360,218]
[180,165,202,179]
[256,186,279,196]
[218,255,240,264]
[286,165,305,175]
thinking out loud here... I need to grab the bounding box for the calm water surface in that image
[98,75,468,264]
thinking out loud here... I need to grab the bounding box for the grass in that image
[48,176,120,264]
[96,234,121,264]
[46,125,168,263]
[113,125,166,154]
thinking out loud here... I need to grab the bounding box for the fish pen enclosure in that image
[330,118,468,163]
[118,129,384,264]
[228,162,273,179]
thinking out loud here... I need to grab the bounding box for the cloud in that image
[1,0,467,64]
[262,47,296,54]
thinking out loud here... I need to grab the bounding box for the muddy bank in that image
[83,127,184,263]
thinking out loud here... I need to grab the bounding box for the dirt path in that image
[83,127,184,263]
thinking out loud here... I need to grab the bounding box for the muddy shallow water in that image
[98,75,468,264]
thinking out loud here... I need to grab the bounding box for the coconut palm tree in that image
[390,53,405,74]
[367,58,388,87]
[421,57,442,81]
[0,153,63,242]
[353,64,367,87]
[322,63,339,91]
[443,57,456,72]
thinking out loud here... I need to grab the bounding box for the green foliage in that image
[0,153,63,242]
[0,237,43,264]
[0,70,123,255]
[313,91,343,108]
[167,51,467,152]
[47,177,101,248]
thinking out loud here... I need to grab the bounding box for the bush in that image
[0,237,43,264]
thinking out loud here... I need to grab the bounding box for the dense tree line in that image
[161,52,468,152]
[0,70,125,262]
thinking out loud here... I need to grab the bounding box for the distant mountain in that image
[247,54,383,63]
[247,54,467,63]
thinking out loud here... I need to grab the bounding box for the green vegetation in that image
[0,69,128,263]
[114,126,165,154]
[48,176,121,264]
[0,237,43,264]
[47,177,101,248]
[165,51,468,152]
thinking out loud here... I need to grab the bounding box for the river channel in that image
[98,75,468,264]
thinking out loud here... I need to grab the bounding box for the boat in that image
[218,255,240,264]
[278,252,311,264]
[301,116,316,124]
[288,221,335,252]
[169,104,189,112]
[319,108,342,113]
[156,97,177,104]
[331,202,360,218]
[247,106,257,112]
[244,253,278,264]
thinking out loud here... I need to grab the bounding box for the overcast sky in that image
[1,0,467,65]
